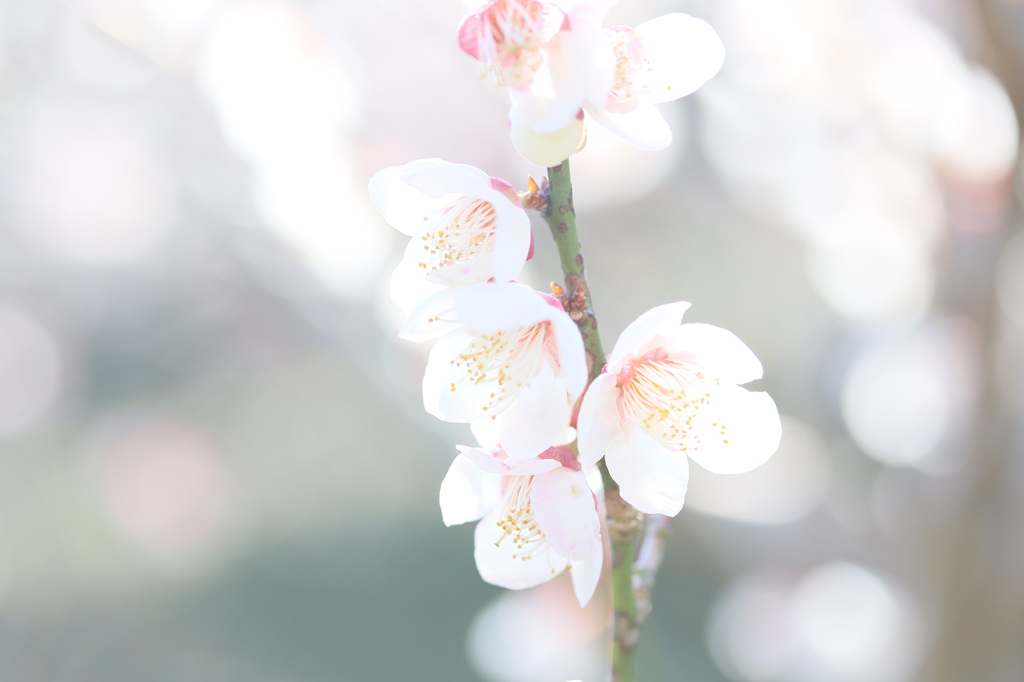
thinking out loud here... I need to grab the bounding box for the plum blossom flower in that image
[585,13,725,150]
[577,302,781,516]
[368,159,532,314]
[440,444,603,607]
[459,0,566,90]
[401,282,587,460]
[459,0,614,166]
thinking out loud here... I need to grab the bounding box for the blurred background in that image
[0,0,1022,680]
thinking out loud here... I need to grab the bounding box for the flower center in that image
[449,321,555,413]
[419,196,497,272]
[605,26,651,113]
[493,476,555,569]
[616,350,727,452]
[476,0,561,88]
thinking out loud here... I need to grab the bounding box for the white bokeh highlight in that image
[842,317,982,469]
[708,562,925,682]
[200,2,390,298]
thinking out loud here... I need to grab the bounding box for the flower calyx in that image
[550,280,590,323]
[518,175,549,213]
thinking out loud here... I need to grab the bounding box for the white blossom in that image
[368,159,531,314]
[584,14,725,150]
[440,444,603,607]
[402,282,588,460]
[577,302,781,515]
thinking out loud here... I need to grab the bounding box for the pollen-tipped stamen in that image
[493,476,555,570]
[475,0,557,88]
[618,353,727,452]
[448,321,553,413]
[420,197,498,272]
[605,26,654,113]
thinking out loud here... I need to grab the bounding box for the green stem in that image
[541,159,642,682]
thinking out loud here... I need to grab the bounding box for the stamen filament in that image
[617,353,727,452]
[420,197,497,272]
[449,321,553,413]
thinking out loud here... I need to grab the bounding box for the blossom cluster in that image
[367,1,781,607]
[459,0,725,165]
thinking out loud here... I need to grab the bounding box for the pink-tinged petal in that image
[490,177,521,206]
[368,162,447,237]
[401,158,493,201]
[458,446,509,475]
[549,311,587,399]
[576,373,621,468]
[635,13,724,104]
[666,323,763,386]
[458,12,484,60]
[491,361,572,459]
[455,282,554,334]
[475,509,570,590]
[686,385,781,475]
[531,468,600,560]
[538,446,581,471]
[458,445,562,476]
[607,301,691,373]
[568,536,604,607]
[440,454,503,526]
[605,426,689,515]
[390,242,447,317]
[490,191,532,283]
[399,287,461,342]
[587,100,672,150]
[510,107,586,167]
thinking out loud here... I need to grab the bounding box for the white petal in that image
[390,241,447,317]
[605,426,689,516]
[586,30,619,109]
[549,311,588,399]
[568,537,604,607]
[399,287,461,342]
[511,4,605,133]
[455,282,554,334]
[491,361,572,459]
[587,101,672,150]
[440,454,502,526]
[490,193,532,283]
[471,417,501,449]
[510,108,585,168]
[666,323,763,385]
[422,329,486,421]
[686,385,781,475]
[635,13,724,104]
[401,158,493,201]
[531,469,601,561]
[607,301,691,373]
[576,373,621,468]
[428,247,497,287]
[510,73,583,136]
[475,510,569,590]
[367,161,446,237]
